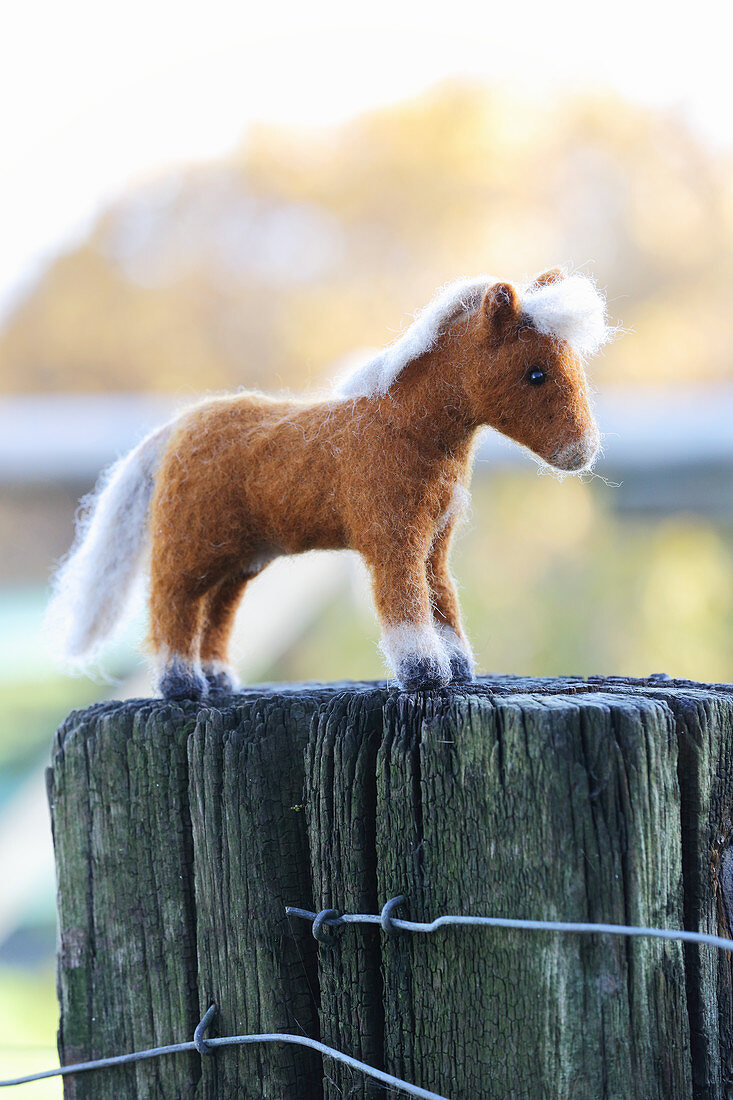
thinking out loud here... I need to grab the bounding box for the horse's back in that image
[182,389,304,429]
[153,389,352,554]
[160,388,351,489]
[165,390,319,453]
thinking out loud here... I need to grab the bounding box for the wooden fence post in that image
[49,677,733,1099]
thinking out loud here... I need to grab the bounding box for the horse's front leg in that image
[427,523,475,684]
[366,547,452,690]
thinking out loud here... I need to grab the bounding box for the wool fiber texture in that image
[48,267,611,693]
[44,423,172,665]
[519,272,612,358]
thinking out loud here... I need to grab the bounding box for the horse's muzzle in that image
[551,432,600,472]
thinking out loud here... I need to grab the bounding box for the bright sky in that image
[0,0,729,322]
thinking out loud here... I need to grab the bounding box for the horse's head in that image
[466,269,607,472]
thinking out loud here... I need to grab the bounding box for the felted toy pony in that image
[47,267,612,699]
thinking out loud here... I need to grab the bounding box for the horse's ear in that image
[532,267,565,288]
[483,282,520,335]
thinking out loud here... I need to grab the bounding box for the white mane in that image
[334,271,612,399]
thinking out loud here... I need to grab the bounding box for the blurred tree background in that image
[2,84,731,395]
[1,80,733,1093]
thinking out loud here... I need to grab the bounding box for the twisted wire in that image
[286,899,733,953]
[0,1003,446,1099]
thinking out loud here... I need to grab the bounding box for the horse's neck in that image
[373,341,477,458]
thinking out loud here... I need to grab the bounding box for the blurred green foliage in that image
[0,678,100,776]
[276,475,733,684]
[0,967,59,1098]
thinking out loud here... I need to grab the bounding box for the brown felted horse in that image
[46,267,612,698]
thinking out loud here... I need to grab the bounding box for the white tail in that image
[45,422,173,665]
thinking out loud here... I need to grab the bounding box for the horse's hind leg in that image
[149,572,208,701]
[199,571,253,692]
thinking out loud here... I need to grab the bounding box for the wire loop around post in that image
[312,908,341,944]
[380,895,407,935]
[194,1003,218,1055]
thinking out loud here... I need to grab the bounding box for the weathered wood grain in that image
[51,701,200,1099]
[49,676,733,1099]
[305,689,389,1098]
[376,691,688,1098]
[188,694,324,1099]
[661,688,733,1098]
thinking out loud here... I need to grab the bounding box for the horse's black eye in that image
[527,367,546,386]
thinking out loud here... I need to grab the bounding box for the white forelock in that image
[334,271,612,398]
[519,273,612,359]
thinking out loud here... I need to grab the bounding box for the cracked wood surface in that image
[49,676,733,1098]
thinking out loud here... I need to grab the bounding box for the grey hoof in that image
[204,664,240,692]
[159,659,208,702]
[449,653,475,684]
[398,656,452,691]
